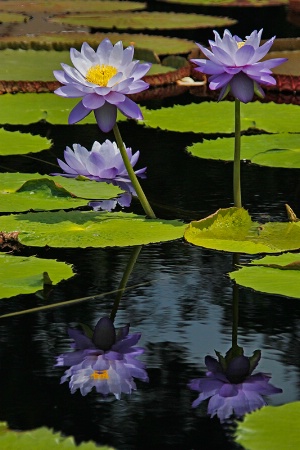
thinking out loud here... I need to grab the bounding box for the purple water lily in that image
[191,29,287,103]
[54,39,151,132]
[188,351,282,422]
[53,140,146,182]
[56,317,148,399]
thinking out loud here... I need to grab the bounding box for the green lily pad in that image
[0,12,29,23]
[49,11,236,31]
[229,253,300,298]
[187,133,300,168]
[235,402,300,450]
[0,210,186,248]
[0,32,196,57]
[0,422,113,449]
[0,128,52,155]
[0,254,74,299]
[157,0,287,6]
[141,102,300,133]
[0,1,145,13]
[184,207,300,254]
[0,173,122,212]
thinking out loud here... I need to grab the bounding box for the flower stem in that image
[234,99,242,208]
[113,123,156,218]
[231,253,240,352]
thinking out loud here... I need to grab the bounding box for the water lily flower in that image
[188,351,282,422]
[56,316,148,399]
[191,29,287,103]
[54,39,151,132]
[53,140,146,182]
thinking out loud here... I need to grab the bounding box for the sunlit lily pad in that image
[0,210,186,248]
[49,11,236,30]
[235,402,300,450]
[0,422,113,449]
[0,128,52,155]
[184,207,300,254]
[0,1,145,13]
[0,173,122,212]
[141,102,300,133]
[0,12,29,23]
[0,32,196,56]
[187,133,300,168]
[0,254,74,299]
[229,253,300,298]
[157,0,287,6]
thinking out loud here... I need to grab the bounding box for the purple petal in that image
[105,91,126,105]
[94,102,117,132]
[117,97,143,120]
[92,317,116,351]
[235,45,255,66]
[69,101,91,124]
[209,72,233,90]
[82,93,106,109]
[230,72,254,103]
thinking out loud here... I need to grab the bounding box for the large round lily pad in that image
[0,12,29,23]
[229,253,300,298]
[0,32,196,56]
[0,210,186,248]
[0,128,52,155]
[0,253,74,299]
[187,133,300,168]
[184,207,300,254]
[49,11,236,31]
[0,1,145,13]
[0,173,122,212]
[140,102,300,133]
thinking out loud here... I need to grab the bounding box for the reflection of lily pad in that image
[184,207,300,254]
[0,32,196,56]
[229,253,300,298]
[0,210,186,248]
[235,402,300,450]
[0,423,113,449]
[0,254,74,299]
[0,12,29,23]
[187,133,300,168]
[141,102,300,133]
[49,11,236,30]
[0,1,145,13]
[0,173,122,212]
[0,128,52,155]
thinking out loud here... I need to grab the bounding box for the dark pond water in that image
[0,3,300,450]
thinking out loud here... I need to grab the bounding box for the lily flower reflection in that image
[53,39,151,132]
[56,316,148,399]
[53,140,146,182]
[188,349,282,422]
[89,179,136,212]
[191,29,287,103]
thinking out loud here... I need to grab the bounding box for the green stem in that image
[231,253,240,354]
[110,245,143,322]
[234,99,242,208]
[113,123,156,218]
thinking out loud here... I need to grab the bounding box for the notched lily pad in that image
[229,253,300,298]
[187,133,300,168]
[49,11,236,31]
[0,253,74,299]
[0,210,186,248]
[184,207,300,254]
[0,173,122,212]
[0,128,52,155]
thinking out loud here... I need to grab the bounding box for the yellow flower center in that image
[90,370,110,380]
[86,64,118,87]
[237,41,245,49]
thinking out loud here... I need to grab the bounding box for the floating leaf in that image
[0,422,113,449]
[49,11,236,30]
[141,102,300,133]
[0,0,145,13]
[156,0,287,6]
[235,402,300,450]
[0,32,195,56]
[229,253,300,298]
[187,133,300,168]
[0,210,186,248]
[0,173,122,212]
[0,12,29,23]
[184,207,300,254]
[0,254,74,299]
[0,128,52,155]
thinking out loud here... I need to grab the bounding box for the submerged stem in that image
[234,99,242,208]
[113,123,156,218]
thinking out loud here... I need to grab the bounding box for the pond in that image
[0,2,300,450]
